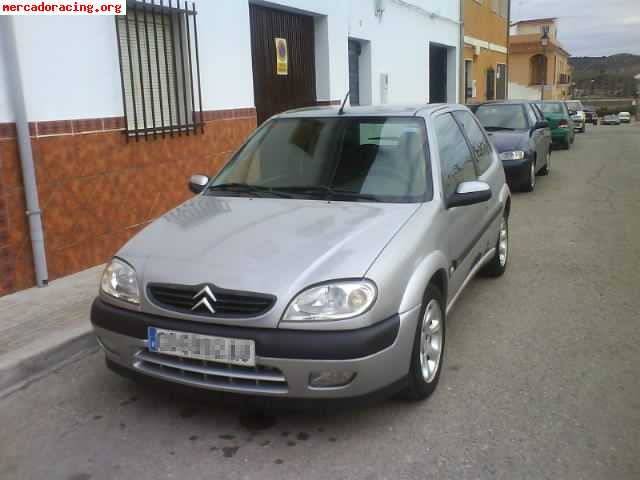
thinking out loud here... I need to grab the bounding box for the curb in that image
[0,325,98,399]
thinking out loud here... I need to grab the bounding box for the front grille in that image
[134,350,288,394]
[147,283,275,318]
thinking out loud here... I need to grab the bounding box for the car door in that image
[525,103,547,170]
[452,110,503,258]
[532,103,552,164]
[433,112,487,298]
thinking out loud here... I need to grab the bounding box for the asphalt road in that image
[2,122,639,480]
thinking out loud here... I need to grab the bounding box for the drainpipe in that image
[459,0,465,103]
[1,18,49,287]
[505,0,511,99]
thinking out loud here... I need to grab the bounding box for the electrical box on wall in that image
[380,73,389,104]
[472,80,477,98]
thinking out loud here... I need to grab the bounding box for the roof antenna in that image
[338,91,350,115]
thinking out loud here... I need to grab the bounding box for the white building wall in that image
[508,81,541,101]
[348,0,461,104]
[0,0,460,123]
[0,27,14,122]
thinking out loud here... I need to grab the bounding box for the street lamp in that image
[540,28,550,101]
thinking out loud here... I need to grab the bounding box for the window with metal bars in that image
[115,0,203,139]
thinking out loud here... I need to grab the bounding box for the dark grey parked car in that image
[472,101,551,192]
[92,104,511,402]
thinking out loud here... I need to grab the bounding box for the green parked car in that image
[535,101,575,150]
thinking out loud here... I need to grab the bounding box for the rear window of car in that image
[539,102,565,114]
[474,104,529,130]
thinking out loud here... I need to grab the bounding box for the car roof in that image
[273,103,454,119]
[475,100,533,106]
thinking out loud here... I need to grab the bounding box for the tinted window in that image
[213,117,431,203]
[434,113,477,198]
[566,101,583,111]
[453,111,493,175]
[525,104,538,126]
[474,104,528,130]
[539,102,565,114]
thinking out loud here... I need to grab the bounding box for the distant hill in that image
[570,54,640,98]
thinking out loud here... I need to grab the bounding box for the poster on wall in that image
[275,37,288,76]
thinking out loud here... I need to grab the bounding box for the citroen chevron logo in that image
[191,285,217,314]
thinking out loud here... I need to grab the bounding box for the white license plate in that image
[147,327,255,367]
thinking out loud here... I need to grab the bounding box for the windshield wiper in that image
[274,186,381,202]
[483,126,516,131]
[206,183,293,198]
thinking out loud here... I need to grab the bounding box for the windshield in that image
[539,102,565,114]
[474,104,528,130]
[210,117,432,203]
[566,101,583,110]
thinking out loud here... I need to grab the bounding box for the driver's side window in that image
[434,113,477,199]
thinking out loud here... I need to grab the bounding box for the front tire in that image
[521,159,536,192]
[481,213,509,277]
[402,285,445,401]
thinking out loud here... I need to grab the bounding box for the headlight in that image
[499,150,525,161]
[283,280,377,321]
[100,258,140,304]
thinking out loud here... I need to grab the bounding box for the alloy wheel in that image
[420,299,443,383]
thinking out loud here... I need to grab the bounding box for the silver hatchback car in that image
[92,104,511,402]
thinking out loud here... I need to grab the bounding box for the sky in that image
[511,0,640,57]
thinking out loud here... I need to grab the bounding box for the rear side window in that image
[453,111,493,175]
[434,113,477,198]
[525,104,538,126]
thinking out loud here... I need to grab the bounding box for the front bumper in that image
[91,298,420,398]
[501,158,531,186]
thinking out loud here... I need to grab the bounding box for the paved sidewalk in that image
[0,265,104,397]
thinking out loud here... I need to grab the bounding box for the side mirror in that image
[447,181,492,208]
[534,120,549,129]
[189,174,209,194]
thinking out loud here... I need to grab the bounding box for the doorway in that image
[496,63,507,100]
[348,39,361,106]
[249,4,317,124]
[429,44,448,103]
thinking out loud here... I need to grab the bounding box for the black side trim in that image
[91,298,399,360]
[455,205,503,267]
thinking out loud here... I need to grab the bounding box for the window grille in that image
[115,0,203,139]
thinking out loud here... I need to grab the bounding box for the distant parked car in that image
[603,114,621,125]
[566,100,586,133]
[535,101,575,149]
[618,112,631,123]
[473,101,551,192]
[583,106,598,125]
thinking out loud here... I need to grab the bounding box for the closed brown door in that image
[249,5,316,124]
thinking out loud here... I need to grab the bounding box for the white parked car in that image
[618,112,631,123]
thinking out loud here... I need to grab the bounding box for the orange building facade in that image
[462,0,510,103]
[508,18,572,101]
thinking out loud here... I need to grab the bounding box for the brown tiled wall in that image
[0,133,23,295]
[0,109,256,297]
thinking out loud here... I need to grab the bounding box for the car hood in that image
[487,130,528,153]
[118,195,420,324]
